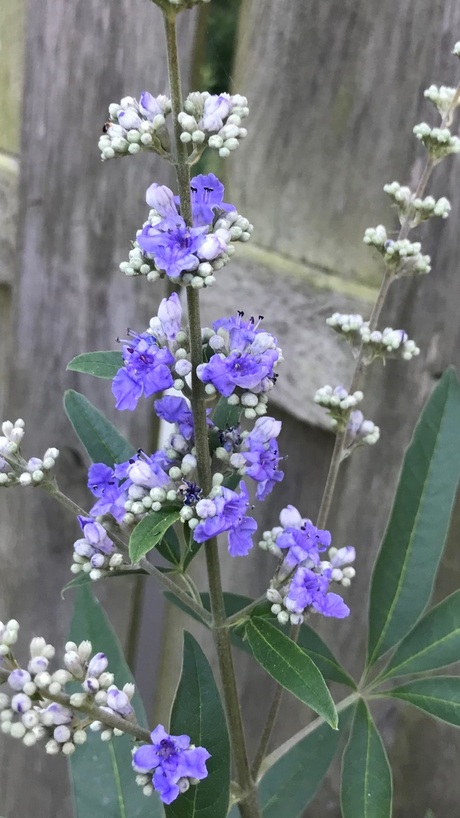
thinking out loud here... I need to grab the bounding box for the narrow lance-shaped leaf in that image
[386,676,460,726]
[67,351,123,379]
[129,510,181,563]
[69,586,163,818]
[163,592,355,687]
[245,617,337,728]
[64,389,136,466]
[227,706,354,818]
[380,589,460,681]
[341,699,392,818]
[367,369,460,667]
[165,633,230,818]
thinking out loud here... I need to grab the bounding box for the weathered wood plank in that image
[0,2,197,816]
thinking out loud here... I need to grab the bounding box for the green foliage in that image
[129,510,182,563]
[341,700,392,818]
[380,589,460,681]
[165,633,230,818]
[256,706,353,818]
[64,389,136,465]
[386,677,460,726]
[367,369,460,666]
[164,591,355,687]
[67,351,123,379]
[245,618,338,728]
[68,586,162,818]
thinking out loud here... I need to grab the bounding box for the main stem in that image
[163,11,260,817]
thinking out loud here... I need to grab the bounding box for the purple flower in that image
[198,313,280,398]
[154,396,195,439]
[137,219,207,279]
[175,173,234,227]
[284,566,350,619]
[277,519,331,570]
[105,685,133,718]
[75,516,115,557]
[87,463,127,523]
[126,451,170,490]
[199,350,278,397]
[112,331,174,410]
[156,292,182,341]
[241,417,284,500]
[132,724,210,805]
[194,482,257,557]
[139,91,164,119]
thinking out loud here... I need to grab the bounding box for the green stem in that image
[163,11,260,817]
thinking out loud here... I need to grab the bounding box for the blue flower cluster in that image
[132,725,210,804]
[261,505,356,625]
[119,174,252,287]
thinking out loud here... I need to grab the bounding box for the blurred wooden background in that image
[1,0,460,816]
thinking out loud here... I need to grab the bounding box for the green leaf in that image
[296,623,356,688]
[67,351,123,379]
[68,586,162,818]
[245,618,337,728]
[129,510,181,563]
[64,389,136,466]
[255,706,353,818]
[387,676,460,726]
[380,589,460,681]
[182,526,203,570]
[156,524,182,566]
[228,706,354,818]
[165,633,230,818]
[164,592,355,687]
[211,395,242,430]
[367,369,460,667]
[341,699,392,818]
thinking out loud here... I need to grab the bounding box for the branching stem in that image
[163,11,260,817]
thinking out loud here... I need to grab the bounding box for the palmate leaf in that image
[165,633,230,818]
[379,589,460,681]
[341,699,392,818]
[245,618,337,728]
[68,586,162,818]
[64,389,136,466]
[386,676,460,726]
[367,369,460,667]
[67,351,123,379]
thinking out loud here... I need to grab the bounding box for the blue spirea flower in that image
[193,481,257,556]
[198,313,281,404]
[136,174,234,281]
[154,396,195,440]
[132,724,210,805]
[284,566,349,619]
[112,293,186,411]
[262,505,354,624]
[112,332,175,411]
[87,463,128,523]
[220,416,284,500]
[74,516,115,558]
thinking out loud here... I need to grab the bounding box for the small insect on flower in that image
[102,121,112,133]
